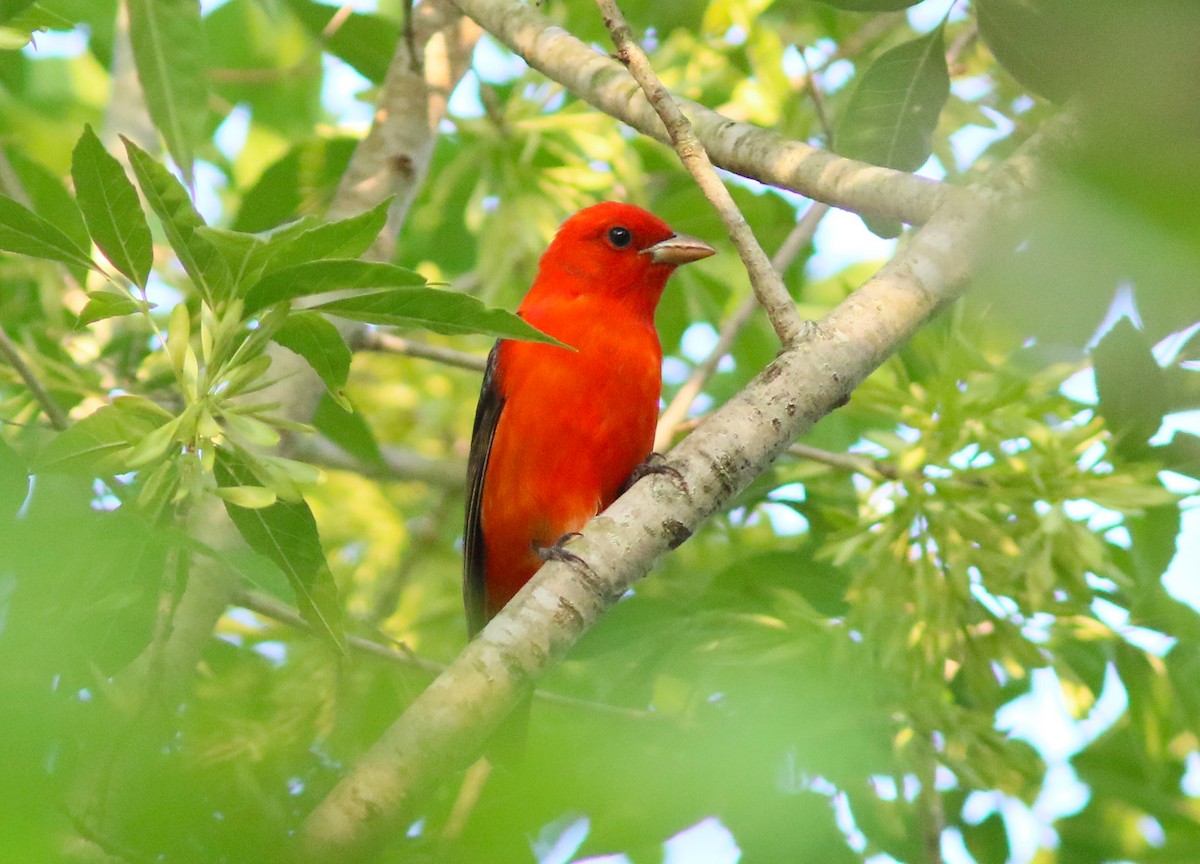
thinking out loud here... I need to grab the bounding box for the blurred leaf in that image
[813,0,919,8]
[962,811,1009,864]
[243,259,424,311]
[215,449,345,653]
[311,287,567,344]
[836,22,949,173]
[232,136,357,232]
[1091,317,1167,459]
[3,145,89,265]
[126,0,207,182]
[272,312,352,409]
[0,436,27,518]
[1158,431,1200,479]
[312,393,384,467]
[123,136,232,304]
[284,0,397,84]
[76,289,143,326]
[31,401,165,475]
[71,124,153,288]
[0,192,95,271]
[0,0,35,24]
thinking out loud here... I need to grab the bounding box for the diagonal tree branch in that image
[295,108,1075,863]
[598,0,804,346]
[449,0,957,226]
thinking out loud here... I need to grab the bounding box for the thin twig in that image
[285,434,467,488]
[655,202,829,450]
[351,329,488,372]
[786,442,898,480]
[0,328,69,430]
[596,0,806,347]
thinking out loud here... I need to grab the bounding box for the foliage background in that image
[1,0,1198,862]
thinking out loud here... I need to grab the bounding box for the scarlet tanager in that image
[464,202,715,635]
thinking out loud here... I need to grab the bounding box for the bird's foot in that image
[535,532,586,568]
[620,452,687,495]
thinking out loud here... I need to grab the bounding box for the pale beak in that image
[643,233,715,266]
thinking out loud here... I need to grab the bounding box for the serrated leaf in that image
[126,0,207,183]
[242,259,425,312]
[76,290,144,327]
[123,136,232,304]
[312,287,567,345]
[0,193,96,271]
[71,124,153,288]
[215,449,345,653]
[1092,317,1167,458]
[836,23,950,174]
[272,312,352,409]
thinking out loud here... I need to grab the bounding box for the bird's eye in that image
[607,226,633,248]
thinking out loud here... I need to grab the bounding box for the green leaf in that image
[260,196,392,273]
[0,0,36,25]
[312,288,567,345]
[231,136,357,233]
[4,146,90,261]
[215,449,345,653]
[272,312,352,409]
[214,485,277,508]
[836,23,950,173]
[312,393,384,467]
[194,226,268,294]
[242,259,425,312]
[962,811,1010,864]
[975,0,1075,102]
[0,436,28,518]
[0,193,95,271]
[123,136,232,304]
[1091,317,1167,458]
[284,0,397,84]
[76,290,144,327]
[31,402,165,475]
[126,0,207,183]
[71,124,153,288]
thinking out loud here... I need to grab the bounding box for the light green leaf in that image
[311,287,567,345]
[71,124,153,288]
[215,485,278,509]
[260,197,392,273]
[123,136,232,304]
[272,312,352,409]
[32,402,164,475]
[126,0,207,183]
[215,449,345,653]
[76,290,145,327]
[242,259,425,312]
[0,193,96,271]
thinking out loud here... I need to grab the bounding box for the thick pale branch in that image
[598,0,804,346]
[449,0,954,225]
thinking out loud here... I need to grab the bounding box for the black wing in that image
[463,342,505,637]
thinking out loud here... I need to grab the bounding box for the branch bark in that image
[296,109,1072,862]
[449,0,956,226]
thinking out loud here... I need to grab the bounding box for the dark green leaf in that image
[123,136,232,304]
[312,393,385,467]
[3,146,90,262]
[0,0,36,25]
[962,811,1010,864]
[0,436,28,518]
[71,125,153,288]
[836,23,950,173]
[215,449,345,653]
[261,197,392,272]
[0,193,95,271]
[243,259,425,312]
[272,312,352,409]
[126,0,207,183]
[1091,317,1167,458]
[311,287,566,345]
[76,290,143,327]
[975,0,1076,102]
[231,136,357,232]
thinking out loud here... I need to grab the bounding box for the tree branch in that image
[655,202,829,450]
[285,434,466,488]
[296,107,1073,863]
[350,328,488,372]
[0,327,69,430]
[598,0,805,346]
[449,0,956,226]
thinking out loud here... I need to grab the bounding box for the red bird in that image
[464,202,714,635]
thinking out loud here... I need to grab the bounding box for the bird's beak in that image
[643,234,715,266]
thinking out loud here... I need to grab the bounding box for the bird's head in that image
[529,202,715,321]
